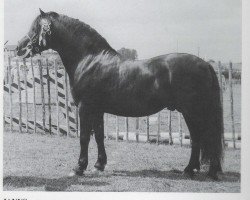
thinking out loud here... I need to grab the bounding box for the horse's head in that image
[16,9,55,58]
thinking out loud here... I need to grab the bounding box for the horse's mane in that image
[57,13,98,35]
[74,50,120,84]
[48,12,118,55]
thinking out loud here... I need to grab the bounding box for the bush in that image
[221,69,241,80]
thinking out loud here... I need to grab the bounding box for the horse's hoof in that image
[207,172,219,181]
[92,168,105,175]
[72,166,84,176]
[183,165,195,179]
[183,171,195,179]
[68,170,84,177]
[183,167,195,179]
[94,162,106,172]
[94,166,105,172]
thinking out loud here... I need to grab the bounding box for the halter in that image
[39,21,51,46]
[19,21,51,58]
[19,35,33,58]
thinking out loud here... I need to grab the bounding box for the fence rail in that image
[3,56,241,148]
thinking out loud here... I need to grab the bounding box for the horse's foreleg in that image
[93,113,107,171]
[72,105,92,176]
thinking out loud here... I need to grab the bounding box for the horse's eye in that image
[32,38,37,43]
[27,45,32,49]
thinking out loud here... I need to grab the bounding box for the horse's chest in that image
[71,79,102,105]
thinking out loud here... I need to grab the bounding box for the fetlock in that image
[184,165,195,178]
[193,162,200,171]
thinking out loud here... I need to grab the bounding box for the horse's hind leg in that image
[93,113,107,171]
[182,112,202,178]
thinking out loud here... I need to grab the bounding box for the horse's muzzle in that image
[17,47,31,58]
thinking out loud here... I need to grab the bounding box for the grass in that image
[3,131,240,192]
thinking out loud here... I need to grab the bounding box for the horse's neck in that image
[52,19,118,82]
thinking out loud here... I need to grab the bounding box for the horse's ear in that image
[39,8,46,16]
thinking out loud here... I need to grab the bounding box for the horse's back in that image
[73,52,216,116]
[148,53,215,87]
[158,53,217,113]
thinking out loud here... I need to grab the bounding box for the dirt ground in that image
[3,131,240,192]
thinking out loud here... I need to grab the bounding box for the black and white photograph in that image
[1,0,249,199]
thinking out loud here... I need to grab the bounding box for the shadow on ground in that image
[3,170,240,191]
[3,175,110,191]
[112,169,241,182]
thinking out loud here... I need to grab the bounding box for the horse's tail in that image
[201,65,224,171]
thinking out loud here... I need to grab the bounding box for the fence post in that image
[3,65,6,128]
[135,117,139,142]
[23,59,29,132]
[125,117,129,141]
[53,60,60,135]
[8,56,13,132]
[218,61,224,99]
[116,116,119,141]
[218,61,225,146]
[38,60,46,133]
[78,111,80,137]
[64,71,70,137]
[3,59,7,128]
[229,62,236,148]
[146,116,149,142]
[75,106,79,137]
[157,112,161,144]
[178,112,183,147]
[46,59,52,135]
[16,60,22,133]
[168,111,173,145]
[30,58,36,134]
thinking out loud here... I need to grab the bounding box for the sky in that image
[4,0,241,62]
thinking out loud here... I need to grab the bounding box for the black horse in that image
[17,9,224,180]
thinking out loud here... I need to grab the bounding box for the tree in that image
[117,47,138,61]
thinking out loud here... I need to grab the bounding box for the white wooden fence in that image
[3,56,241,148]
